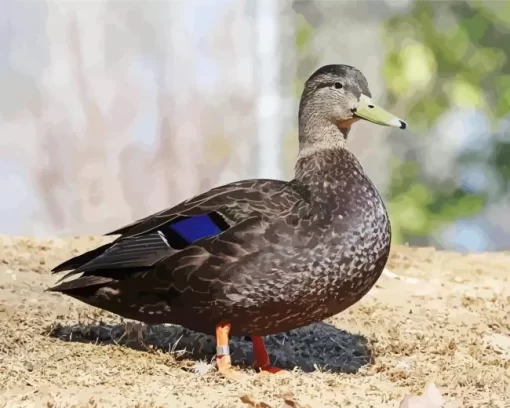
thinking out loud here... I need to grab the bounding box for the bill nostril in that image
[351,108,357,113]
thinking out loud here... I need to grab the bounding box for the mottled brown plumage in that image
[48,64,407,375]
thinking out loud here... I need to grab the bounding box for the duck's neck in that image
[297,114,350,160]
[293,144,368,214]
[294,147,359,184]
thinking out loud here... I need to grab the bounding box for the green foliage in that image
[388,158,486,244]
[293,15,318,98]
[382,0,510,246]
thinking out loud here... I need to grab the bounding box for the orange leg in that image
[251,336,285,374]
[215,323,245,379]
[216,323,232,373]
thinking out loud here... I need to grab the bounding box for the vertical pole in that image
[255,0,282,179]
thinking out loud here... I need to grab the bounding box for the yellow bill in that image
[355,94,407,129]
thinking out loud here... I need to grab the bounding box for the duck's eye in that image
[334,82,343,89]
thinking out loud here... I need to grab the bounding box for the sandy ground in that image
[0,235,509,408]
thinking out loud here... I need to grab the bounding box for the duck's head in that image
[298,64,407,153]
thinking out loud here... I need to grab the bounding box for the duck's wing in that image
[50,179,306,290]
[105,179,301,238]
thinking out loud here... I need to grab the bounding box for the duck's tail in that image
[50,242,114,282]
[47,274,115,294]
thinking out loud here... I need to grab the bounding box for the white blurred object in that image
[255,0,282,179]
[191,360,214,375]
[382,268,421,284]
[485,333,510,359]
[399,383,445,408]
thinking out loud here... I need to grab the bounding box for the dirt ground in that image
[0,235,508,408]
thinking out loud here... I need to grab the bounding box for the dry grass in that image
[0,236,509,407]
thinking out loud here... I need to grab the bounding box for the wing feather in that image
[50,179,307,296]
[105,179,296,238]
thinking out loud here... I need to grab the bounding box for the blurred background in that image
[1,0,510,252]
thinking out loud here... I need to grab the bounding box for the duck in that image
[48,64,407,377]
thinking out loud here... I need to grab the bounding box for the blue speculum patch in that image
[168,214,223,244]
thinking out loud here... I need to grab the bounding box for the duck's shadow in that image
[48,320,373,374]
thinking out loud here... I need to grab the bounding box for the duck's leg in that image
[251,336,285,374]
[215,323,244,379]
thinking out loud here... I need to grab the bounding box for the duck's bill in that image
[354,94,407,129]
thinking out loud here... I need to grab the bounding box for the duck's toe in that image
[250,335,288,375]
[218,366,248,381]
[255,365,288,375]
[216,355,248,380]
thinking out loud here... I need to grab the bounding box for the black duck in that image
[49,64,407,376]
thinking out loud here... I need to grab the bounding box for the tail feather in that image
[47,274,114,294]
[52,242,114,273]
[105,225,131,236]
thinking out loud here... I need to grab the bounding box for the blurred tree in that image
[381,0,510,246]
